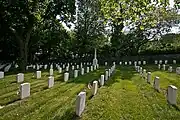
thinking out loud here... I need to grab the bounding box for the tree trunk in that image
[12,27,32,72]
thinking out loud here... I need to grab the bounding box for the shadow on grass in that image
[54,107,80,120]
[172,104,180,111]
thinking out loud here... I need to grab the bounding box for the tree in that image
[0,0,75,71]
[75,0,107,55]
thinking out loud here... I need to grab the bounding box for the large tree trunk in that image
[12,27,33,72]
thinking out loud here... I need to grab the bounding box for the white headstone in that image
[138,61,141,65]
[80,63,83,68]
[168,66,173,72]
[20,83,30,99]
[139,67,143,75]
[159,60,162,64]
[48,76,54,88]
[94,65,97,70]
[147,72,151,83]
[63,64,65,69]
[36,71,41,79]
[105,62,107,66]
[92,81,98,95]
[74,70,78,78]
[108,69,111,77]
[49,69,53,76]
[125,62,127,65]
[153,76,160,91]
[44,65,47,69]
[76,92,86,117]
[143,61,146,65]
[90,66,93,71]
[17,73,24,83]
[86,67,89,73]
[0,71,4,79]
[58,67,62,73]
[77,65,79,69]
[155,60,158,64]
[72,66,75,70]
[129,61,132,65]
[134,61,137,66]
[165,60,168,64]
[100,75,104,86]
[65,66,69,71]
[81,68,84,75]
[163,64,166,70]
[173,60,176,64]
[119,61,122,65]
[143,69,146,78]
[158,64,161,69]
[50,64,53,69]
[105,70,108,81]
[176,67,180,74]
[167,85,177,105]
[64,72,69,82]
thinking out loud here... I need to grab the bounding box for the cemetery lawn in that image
[82,66,180,120]
[1,66,180,120]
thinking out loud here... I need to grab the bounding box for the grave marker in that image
[0,72,4,79]
[153,77,160,91]
[105,70,108,81]
[74,70,78,78]
[64,72,69,82]
[36,71,41,79]
[76,92,86,117]
[86,67,89,73]
[17,73,24,83]
[48,76,54,88]
[20,83,30,99]
[100,75,104,86]
[92,81,98,95]
[167,85,177,105]
[147,72,151,83]
[81,68,84,75]
[49,69,53,76]
[168,66,173,72]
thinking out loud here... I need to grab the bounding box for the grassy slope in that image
[1,65,180,120]
[81,66,180,120]
[0,68,105,120]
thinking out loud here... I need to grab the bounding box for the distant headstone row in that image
[154,60,176,64]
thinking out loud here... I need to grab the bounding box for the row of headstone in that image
[155,60,176,64]
[63,65,99,82]
[75,64,115,117]
[158,64,180,74]
[108,61,147,66]
[26,62,93,71]
[18,64,99,100]
[135,65,178,105]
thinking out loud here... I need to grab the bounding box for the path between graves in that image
[0,68,105,120]
[80,66,180,120]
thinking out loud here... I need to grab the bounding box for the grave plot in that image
[80,66,180,120]
[0,68,104,120]
[0,63,94,106]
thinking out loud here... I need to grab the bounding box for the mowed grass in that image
[1,65,180,120]
[0,67,105,120]
[81,65,180,120]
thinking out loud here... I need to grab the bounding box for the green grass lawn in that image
[0,65,180,120]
